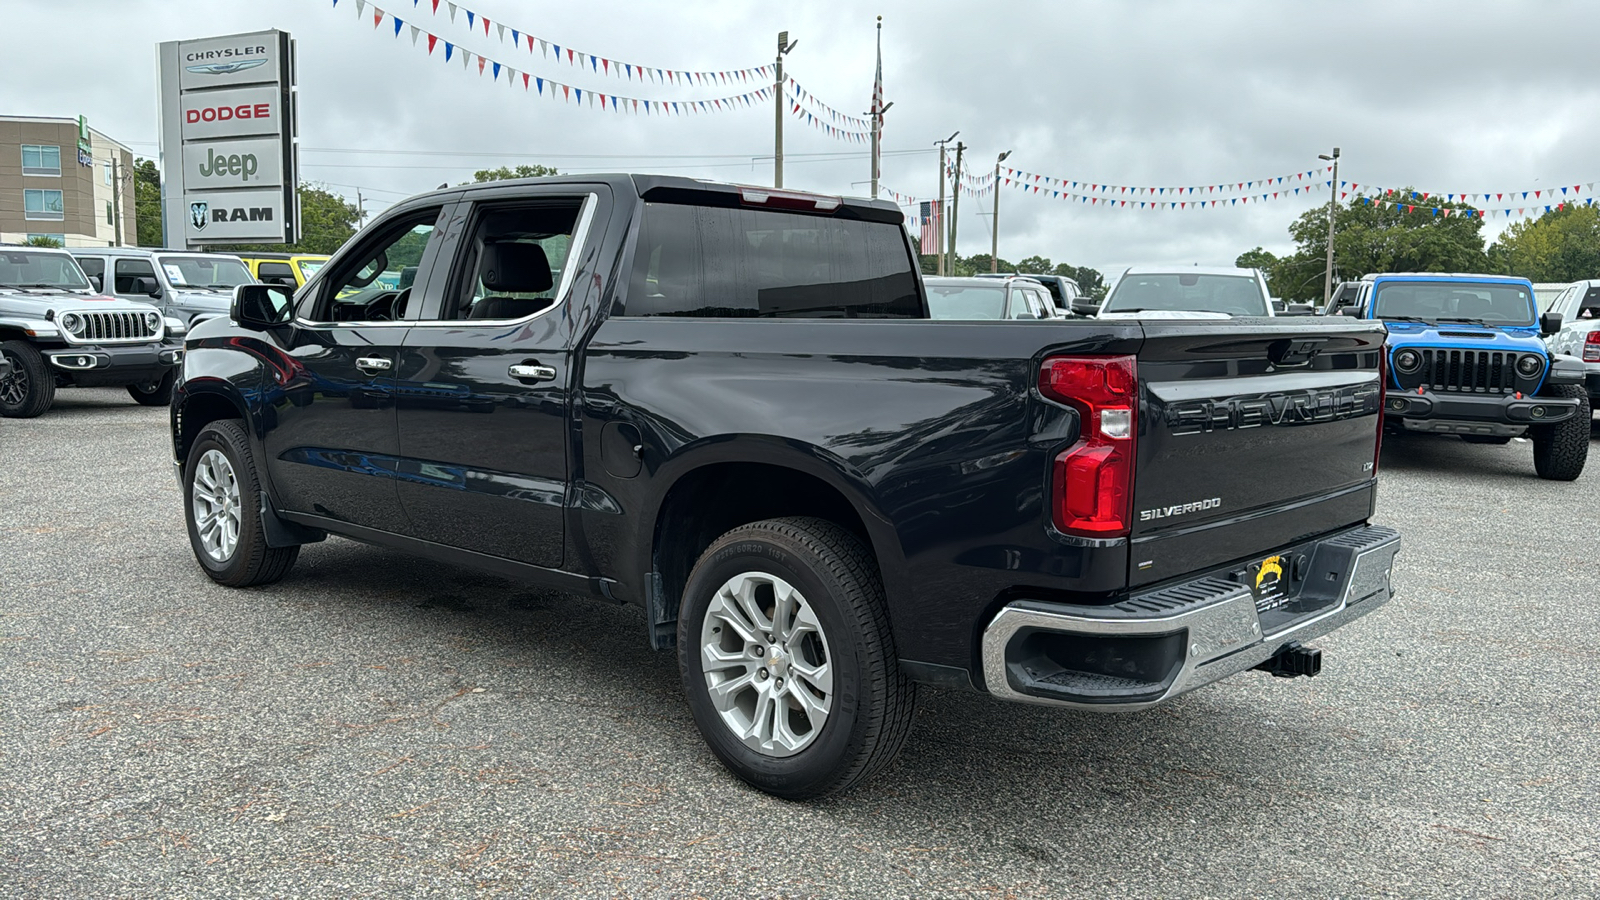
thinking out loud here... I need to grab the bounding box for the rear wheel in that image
[0,341,55,418]
[678,517,915,800]
[1531,384,1590,481]
[184,419,299,586]
[127,370,176,406]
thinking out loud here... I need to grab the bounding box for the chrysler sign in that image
[159,29,298,245]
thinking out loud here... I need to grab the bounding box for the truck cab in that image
[1331,272,1591,480]
[1540,279,1600,404]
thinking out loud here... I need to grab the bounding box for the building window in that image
[106,201,115,225]
[25,233,68,248]
[21,145,62,176]
[24,189,65,220]
[104,162,113,186]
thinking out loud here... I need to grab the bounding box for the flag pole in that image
[868,16,890,200]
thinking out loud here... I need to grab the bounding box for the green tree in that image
[23,235,63,248]
[132,158,163,247]
[1488,203,1600,282]
[1053,263,1107,300]
[1015,255,1053,275]
[1255,190,1487,302]
[1235,247,1278,270]
[468,164,559,183]
[960,253,1013,274]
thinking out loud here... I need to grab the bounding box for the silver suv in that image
[0,245,185,417]
[70,247,258,327]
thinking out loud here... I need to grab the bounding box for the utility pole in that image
[357,189,367,225]
[991,150,1011,272]
[1319,146,1341,307]
[947,140,964,276]
[867,17,891,200]
[933,131,957,275]
[110,156,124,247]
[773,31,797,189]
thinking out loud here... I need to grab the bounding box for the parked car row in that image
[0,244,334,418]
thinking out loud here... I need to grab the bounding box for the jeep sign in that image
[159,29,298,246]
[182,138,282,186]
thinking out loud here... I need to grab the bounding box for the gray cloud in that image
[7,0,1597,277]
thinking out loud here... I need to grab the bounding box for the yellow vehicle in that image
[233,252,330,289]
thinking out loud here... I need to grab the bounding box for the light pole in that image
[947,140,964,276]
[991,150,1011,272]
[773,32,798,188]
[1319,146,1340,307]
[933,131,958,275]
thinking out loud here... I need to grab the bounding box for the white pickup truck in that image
[1542,280,1600,405]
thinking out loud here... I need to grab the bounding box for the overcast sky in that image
[7,0,1600,277]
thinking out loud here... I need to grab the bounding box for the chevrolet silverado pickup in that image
[171,175,1400,798]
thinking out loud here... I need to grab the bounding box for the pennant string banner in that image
[1336,181,1598,207]
[784,77,871,130]
[339,3,777,115]
[786,89,871,143]
[410,0,772,86]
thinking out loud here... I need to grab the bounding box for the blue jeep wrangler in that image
[1330,273,1591,480]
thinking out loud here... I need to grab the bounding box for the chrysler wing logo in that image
[189,202,209,231]
[186,59,268,76]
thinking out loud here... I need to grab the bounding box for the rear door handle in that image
[355,356,392,374]
[509,362,557,383]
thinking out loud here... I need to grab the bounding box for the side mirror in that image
[88,273,103,292]
[133,276,161,298]
[233,283,296,331]
[1540,311,1563,335]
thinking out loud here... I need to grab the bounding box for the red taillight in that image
[1584,331,1600,363]
[1039,355,1137,537]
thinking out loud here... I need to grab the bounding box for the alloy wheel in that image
[699,571,834,757]
[191,449,242,562]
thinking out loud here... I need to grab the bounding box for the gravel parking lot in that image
[2,389,1597,898]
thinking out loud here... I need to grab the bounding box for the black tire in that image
[1531,384,1590,481]
[0,340,55,418]
[127,369,176,406]
[678,517,916,800]
[183,419,299,586]
[1461,434,1512,445]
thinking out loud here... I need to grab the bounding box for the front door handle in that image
[355,356,393,374]
[509,362,557,383]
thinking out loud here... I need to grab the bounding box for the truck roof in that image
[1359,272,1534,285]
[435,174,907,224]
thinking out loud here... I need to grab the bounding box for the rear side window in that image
[114,258,156,293]
[625,202,921,318]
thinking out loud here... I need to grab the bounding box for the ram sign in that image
[158,30,298,246]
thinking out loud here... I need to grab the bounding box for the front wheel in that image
[0,340,55,418]
[678,517,916,800]
[127,370,176,406]
[184,419,299,586]
[1531,384,1590,481]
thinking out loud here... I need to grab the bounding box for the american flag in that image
[919,200,941,254]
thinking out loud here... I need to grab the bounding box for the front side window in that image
[0,250,90,289]
[113,258,157,293]
[307,210,441,323]
[21,145,61,176]
[1372,282,1535,326]
[625,203,921,318]
[77,256,105,283]
[258,261,296,286]
[153,254,254,290]
[24,189,65,220]
[1102,273,1269,316]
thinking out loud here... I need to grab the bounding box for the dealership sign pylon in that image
[158,30,299,247]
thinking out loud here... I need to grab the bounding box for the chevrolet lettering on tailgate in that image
[1166,384,1380,435]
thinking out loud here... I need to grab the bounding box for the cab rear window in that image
[624,202,922,318]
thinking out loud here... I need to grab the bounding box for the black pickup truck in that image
[171,175,1400,798]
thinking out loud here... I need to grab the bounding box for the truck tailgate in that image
[1128,318,1387,588]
